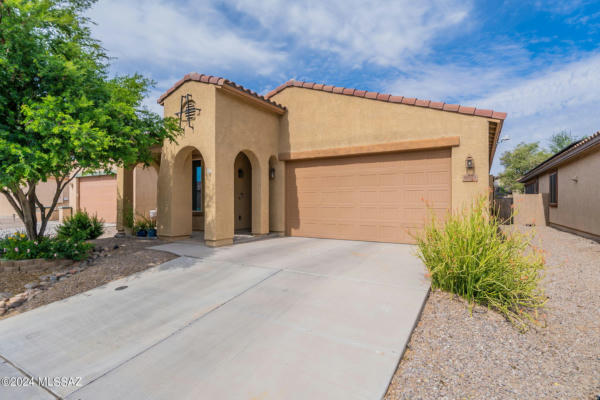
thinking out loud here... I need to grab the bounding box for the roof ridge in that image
[157,73,286,110]
[518,130,600,182]
[265,79,507,120]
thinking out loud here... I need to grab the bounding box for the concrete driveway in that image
[0,237,429,400]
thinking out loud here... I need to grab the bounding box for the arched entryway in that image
[157,146,206,237]
[233,152,252,232]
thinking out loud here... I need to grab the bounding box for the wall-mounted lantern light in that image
[465,156,475,174]
[463,155,477,182]
[269,167,276,180]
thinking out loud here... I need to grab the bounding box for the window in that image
[192,160,202,212]
[549,171,558,206]
[524,179,538,194]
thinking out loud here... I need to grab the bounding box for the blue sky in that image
[87,0,600,173]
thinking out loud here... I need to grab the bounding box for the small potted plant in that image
[133,218,148,237]
[147,218,157,238]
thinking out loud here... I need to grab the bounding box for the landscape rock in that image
[0,292,11,300]
[24,282,40,290]
[7,294,27,308]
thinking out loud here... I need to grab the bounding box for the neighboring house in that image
[0,178,70,222]
[115,73,507,246]
[518,131,600,240]
[68,168,157,224]
[1,168,156,226]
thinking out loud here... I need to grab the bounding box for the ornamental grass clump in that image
[416,196,546,331]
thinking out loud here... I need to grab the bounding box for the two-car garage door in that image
[78,175,117,224]
[285,149,451,244]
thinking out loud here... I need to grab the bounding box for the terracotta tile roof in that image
[518,130,600,182]
[265,79,507,120]
[157,73,286,110]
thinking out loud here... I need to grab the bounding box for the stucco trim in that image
[279,136,460,161]
[549,222,600,242]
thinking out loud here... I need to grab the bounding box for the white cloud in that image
[226,0,471,67]
[87,0,287,76]
[467,54,600,172]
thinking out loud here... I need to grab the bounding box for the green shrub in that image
[57,211,104,241]
[416,196,545,331]
[0,233,92,261]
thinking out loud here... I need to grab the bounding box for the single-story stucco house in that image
[518,131,600,240]
[114,73,507,246]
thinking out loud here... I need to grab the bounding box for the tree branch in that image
[0,188,24,220]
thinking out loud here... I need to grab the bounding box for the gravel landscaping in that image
[0,232,177,319]
[385,226,600,399]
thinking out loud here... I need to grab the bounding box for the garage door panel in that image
[78,175,117,224]
[286,149,451,244]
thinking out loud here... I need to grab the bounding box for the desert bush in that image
[0,233,92,261]
[416,196,546,331]
[57,211,104,241]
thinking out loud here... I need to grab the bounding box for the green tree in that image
[548,130,579,154]
[498,142,550,192]
[0,0,181,239]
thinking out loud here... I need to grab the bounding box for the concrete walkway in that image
[0,237,429,400]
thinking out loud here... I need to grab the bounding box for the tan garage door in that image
[286,149,451,244]
[79,175,117,223]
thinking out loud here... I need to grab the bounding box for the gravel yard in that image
[1,230,177,319]
[385,226,600,399]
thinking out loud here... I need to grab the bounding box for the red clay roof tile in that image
[264,80,506,120]
[157,73,286,110]
[458,105,475,115]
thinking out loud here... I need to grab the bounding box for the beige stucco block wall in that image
[513,193,548,226]
[214,88,281,240]
[271,87,494,210]
[549,150,600,236]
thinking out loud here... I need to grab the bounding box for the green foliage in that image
[547,131,579,154]
[133,216,152,232]
[498,142,550,192]
[56,210,104,241]
[0,233,92,261]
[123,205,134,229]
[416,197,546,332]
[0,0,182,239]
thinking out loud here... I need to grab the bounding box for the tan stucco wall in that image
[133,165,158,218]
[271,87,495,210]
[157,82,216,239]
[513,193,548,226]
[536,149,600,237]
[214,87,281,241]
[157,82,282,244]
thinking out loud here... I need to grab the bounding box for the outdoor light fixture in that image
[465,156,475,172]
[269,167,276,180]
[463,155,477,182]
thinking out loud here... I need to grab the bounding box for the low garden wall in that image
[0,258,74,273]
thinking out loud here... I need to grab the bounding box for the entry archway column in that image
[116,166,134,236]
[251,157,269,235]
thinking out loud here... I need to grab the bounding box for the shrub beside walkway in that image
[385,226,600,399]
